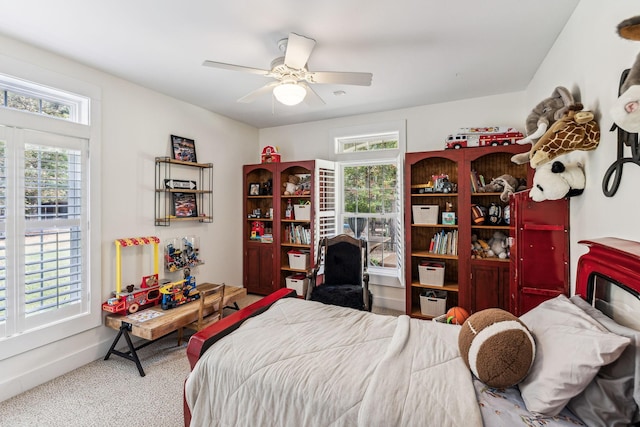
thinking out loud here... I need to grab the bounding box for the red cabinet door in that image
[471,263,509,313]
[245,243,275,295]
[510,192,569,316]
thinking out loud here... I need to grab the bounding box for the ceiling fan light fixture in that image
[273,82,306,106]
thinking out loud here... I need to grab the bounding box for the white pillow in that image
[518,295,630,416]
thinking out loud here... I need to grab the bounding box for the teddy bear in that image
[512,103,600,169]
[516,86,574,145]
[477,174,524,202]
[283,174,301,195]
[529,159,586,202]
[487,231,509,259]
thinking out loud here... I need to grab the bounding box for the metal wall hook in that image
[602,68,640,197]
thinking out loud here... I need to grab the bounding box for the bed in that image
[184,237,640,427]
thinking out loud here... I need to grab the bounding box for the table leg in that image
[104,323,146,377]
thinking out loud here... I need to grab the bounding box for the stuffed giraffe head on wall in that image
[512,103,600,169]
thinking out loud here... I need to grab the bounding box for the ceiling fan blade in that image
[302,83,325,107]
[202,60,270,76]
[284,33,316,70]
[237,81,279,103]
[307,71,373,86]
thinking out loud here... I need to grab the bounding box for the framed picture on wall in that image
[173,192,198,218]
[171,135,197,163]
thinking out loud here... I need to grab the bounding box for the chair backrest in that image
[194,283,225,330]
[321,234,367,287]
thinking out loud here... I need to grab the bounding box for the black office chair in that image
[307,234,372,311]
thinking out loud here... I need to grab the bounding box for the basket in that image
[288,250,310,270]
[418,262,445,286]
[285,274,309,296]
[419,290,447,317]
[412,205,439,224]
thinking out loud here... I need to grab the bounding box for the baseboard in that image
[0,337,116,402]
[372,295,405,313]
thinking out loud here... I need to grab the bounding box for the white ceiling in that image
[0,0,579,129]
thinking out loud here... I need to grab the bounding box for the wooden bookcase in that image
[243,160,335,295]
[404,145,531,318]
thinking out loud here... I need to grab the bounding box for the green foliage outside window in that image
[2,90,71,119]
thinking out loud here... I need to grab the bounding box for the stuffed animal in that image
[477,174,521,202]
[529,160,586,202]
[516,86,574,145]
[458,308,536,388]
[471,234,490,258]
[610,16,640,133]
[512,104,600,169]
[283,175,301,195]
[487,231,509,259]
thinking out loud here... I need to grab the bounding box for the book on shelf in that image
[470,170,486,193]
[428,229,458,256]
[285,224,311,245]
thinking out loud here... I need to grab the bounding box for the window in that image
[0,73,89,124]
[0,70,99,360]
[334,121,405,286]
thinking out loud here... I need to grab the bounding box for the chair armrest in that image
[186,288,296,369]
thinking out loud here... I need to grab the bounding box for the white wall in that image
[259,92,527,308]
[525,0,640,290]
[0,34,258,401]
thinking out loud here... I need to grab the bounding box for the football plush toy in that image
[458,308,536,388]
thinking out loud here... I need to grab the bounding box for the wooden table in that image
[104,284,247,376]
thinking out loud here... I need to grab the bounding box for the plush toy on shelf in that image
[487,231,509,259]
[529,160,586,202]
[477,174,524,202]
[283,175,301,195]
[471,234,490,258]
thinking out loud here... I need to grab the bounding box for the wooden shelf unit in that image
[242,160,335,295]
[404,145,532,318]
[155,157,213,226]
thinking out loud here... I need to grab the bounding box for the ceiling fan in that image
[202,32,373,106]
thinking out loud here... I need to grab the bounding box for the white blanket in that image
[185,298,482,427]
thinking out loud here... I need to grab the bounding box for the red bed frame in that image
[183,237,640,426]
[184,288,296,425]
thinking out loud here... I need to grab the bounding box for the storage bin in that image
[418,262,445,286]
[285,273,309,297]
[412,205,439,224]
[293,204,311,221]
[288,250,310,270]
[420,290,447,317]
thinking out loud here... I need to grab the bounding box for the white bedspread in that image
[185,298,482,427]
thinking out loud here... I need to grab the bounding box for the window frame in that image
[333,121,406,287]
[0,59,101,360]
